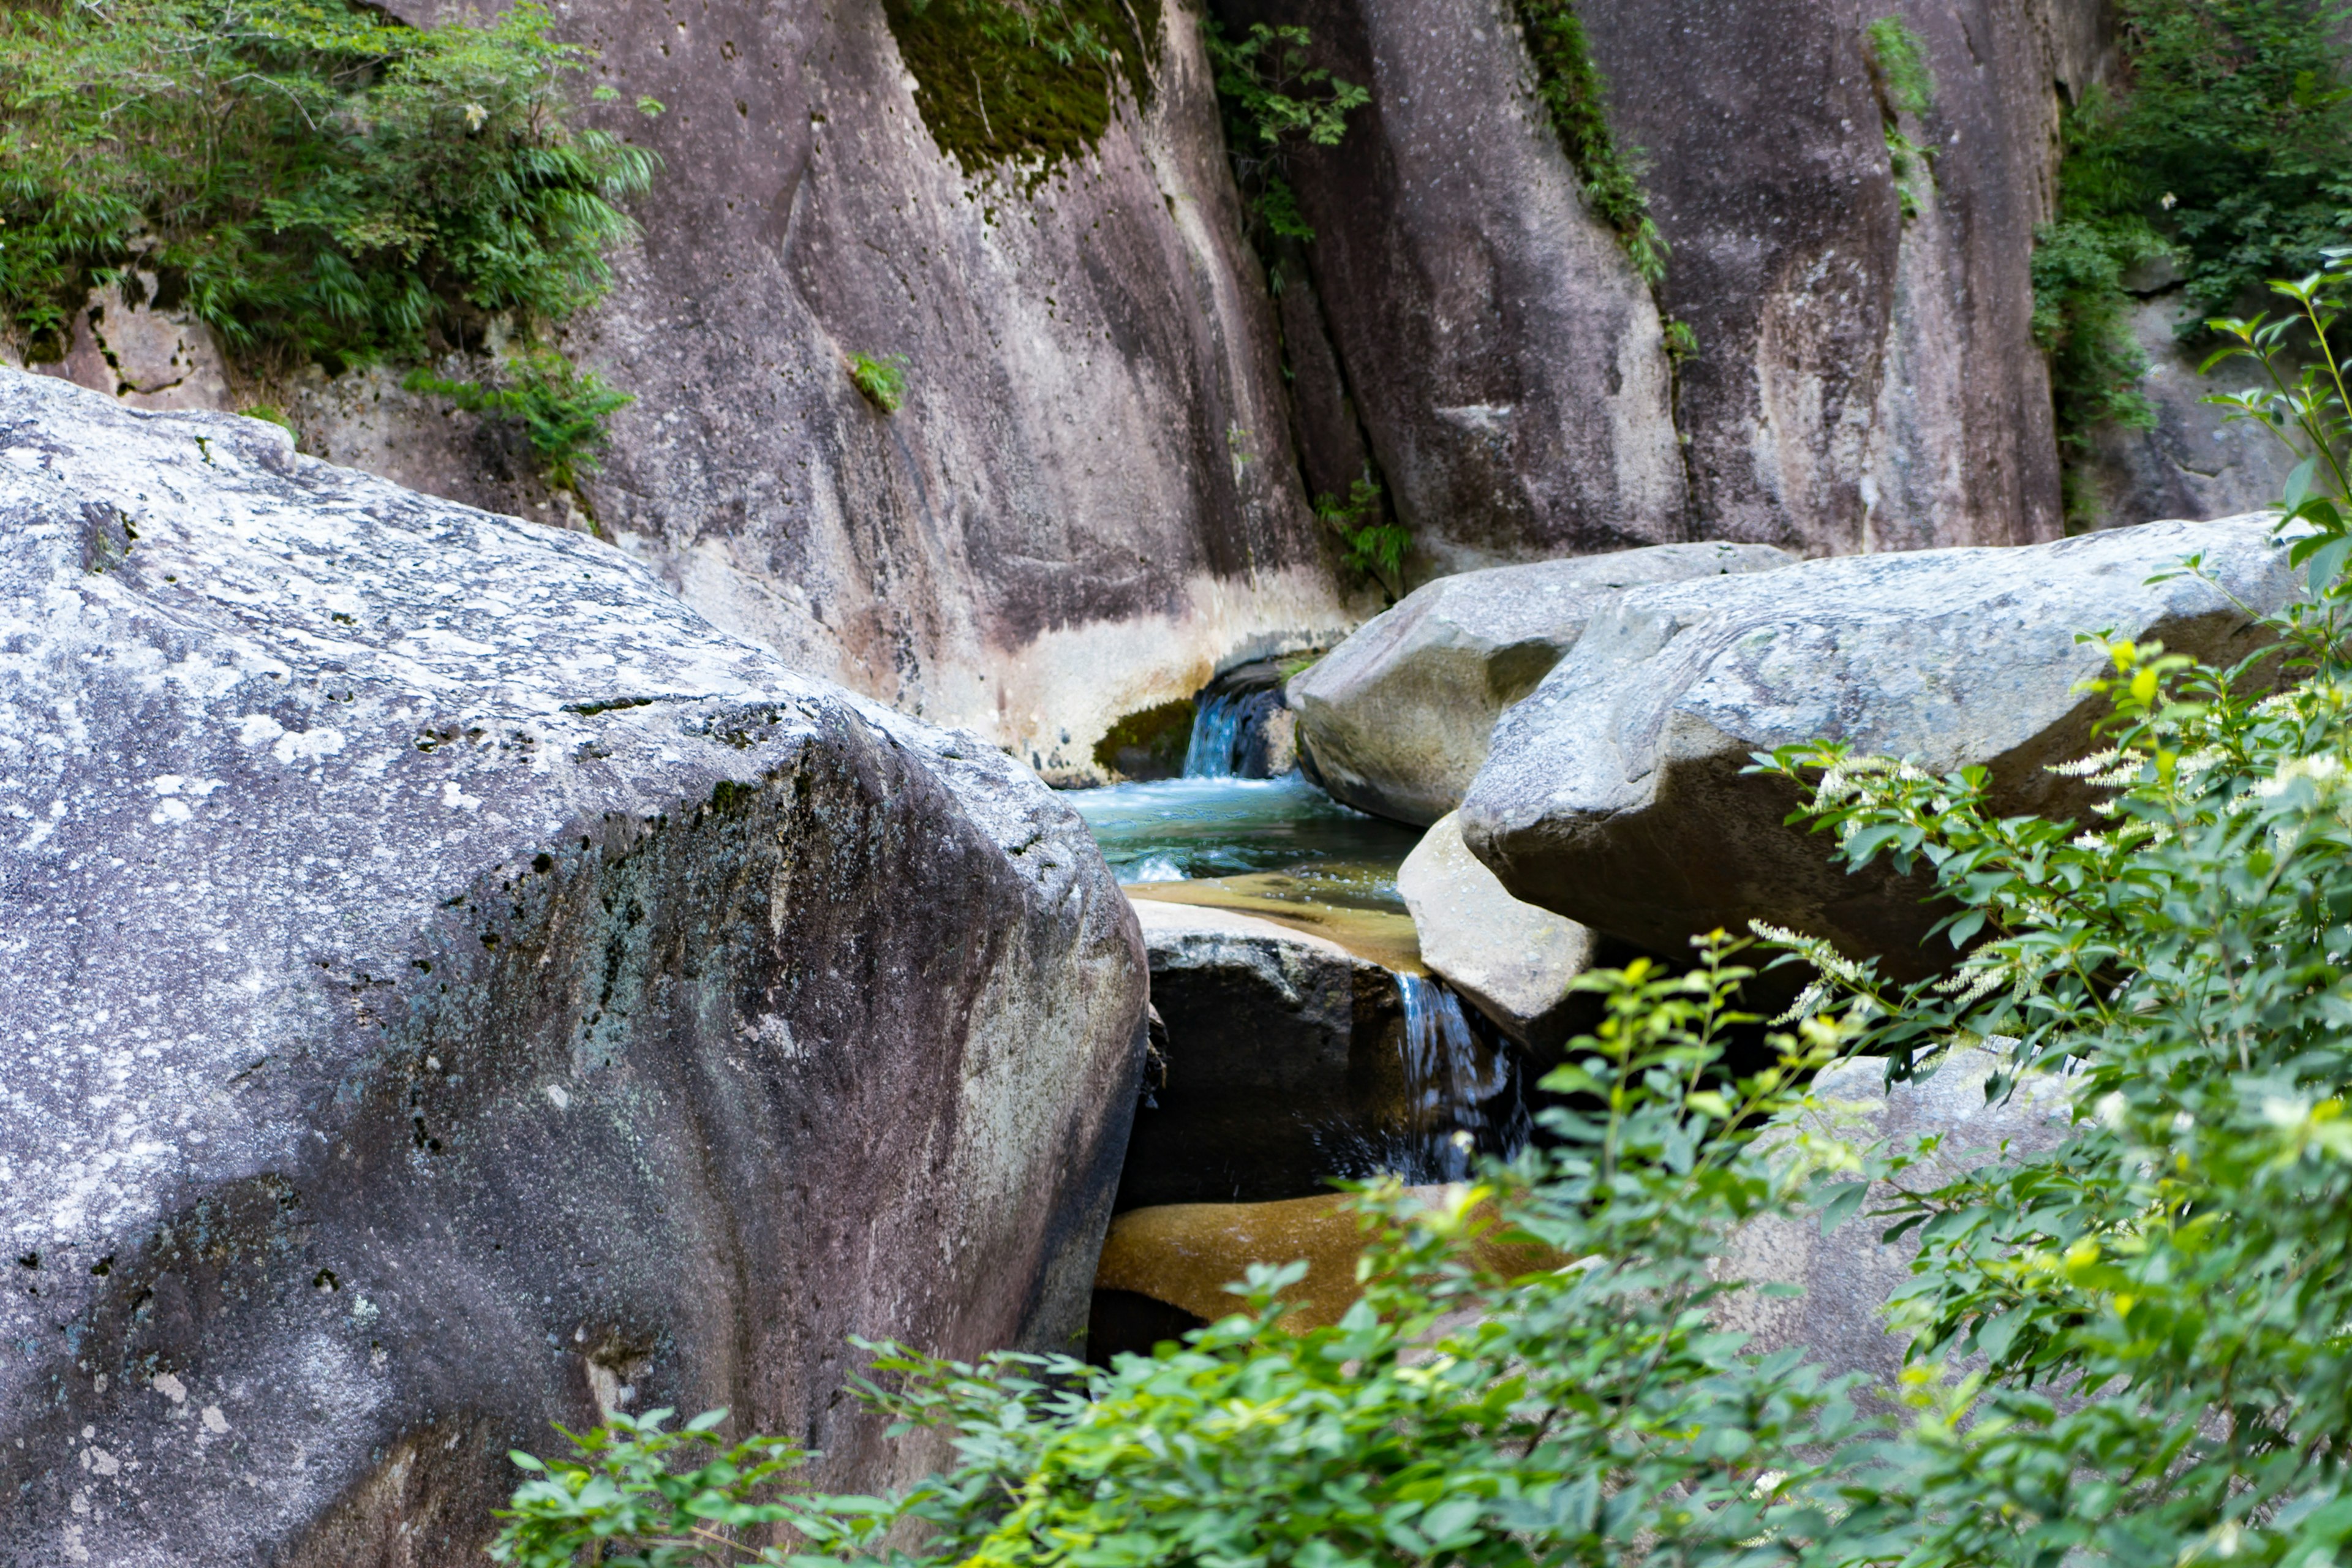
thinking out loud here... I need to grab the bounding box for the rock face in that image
[1120,900,1516,1210]
[1717,1047,2071,1389]
[1250,0,2094,568]
[0,372,1147,1567]
[1398,813,1593,1053]
[1290,543,1795,826]
[1211,0,1691,575]
[2079,292,2303,532]
[1461,517,2301,977]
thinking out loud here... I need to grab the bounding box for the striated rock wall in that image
[0,372,1147,1566]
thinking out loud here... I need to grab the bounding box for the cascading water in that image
[1312,972,1529,1184]
[1182,685,1282,778]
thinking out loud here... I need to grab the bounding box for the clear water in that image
[1066,774,1422,906]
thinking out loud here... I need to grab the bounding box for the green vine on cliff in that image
[1204,21,1367,246]
[1864,17,1935,222]
[1507,0,1665,286]
[0,0,655,491]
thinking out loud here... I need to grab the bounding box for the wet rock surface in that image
[1121,900,1516,1210]
[1290,543,1794,825]
[1461,518,2301,977]
[0,372,1147,1567]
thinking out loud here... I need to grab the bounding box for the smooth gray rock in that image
[2078,293,2302,532]
[1120,900,1513,1209]
[1717,1047,2071,1389]
[1461,517,2300,978]
[0,371,1146,1567]
[1290,543,1795,826]
[1398,812,1593,1053]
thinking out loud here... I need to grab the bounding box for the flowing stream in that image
[1071,693,1529,1179]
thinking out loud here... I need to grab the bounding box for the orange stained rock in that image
[1095,1187,1570,1332]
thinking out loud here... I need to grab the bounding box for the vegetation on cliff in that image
[1509,0,1664,286]
[2037,0,2352,469]
[0,0,655,488]
[881,0,1161,184]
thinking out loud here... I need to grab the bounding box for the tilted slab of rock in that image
[0,372,1145,1567]
[1398,812,1594,1055]
[1461,518,2299,976]
[1291,543,1796,826]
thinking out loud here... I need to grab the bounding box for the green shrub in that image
[845,351,908,414]
[1510,0,1664,284]
[1314,469,1409,601]
[0,0,655,491]
[0,0,652,368]
[1863,16,1934,118]
[1204,22,1367,246]
[2037,0,2352,454]
[404,348,633,491]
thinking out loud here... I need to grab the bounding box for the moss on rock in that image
[882,0,1162,182]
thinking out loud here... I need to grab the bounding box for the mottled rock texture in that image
[1461,517,2299,978]
[1289,542,1793,824]
[1398,812,1592,1053]
[1717,1047,2070,1389]
[0,372,1146,1567]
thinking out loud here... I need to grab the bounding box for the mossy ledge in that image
[882,0,1164,183]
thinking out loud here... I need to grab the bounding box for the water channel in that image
[1067,688,1528,1183]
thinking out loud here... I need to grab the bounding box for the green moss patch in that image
[881,0,1161,182]
[1094,696,1194,780]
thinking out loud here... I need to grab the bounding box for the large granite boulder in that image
[1290,543,1794,825]
[1120,900,1516,1210]
[0,372,1147,1567]
[1398,812,1593,1054]
[1461,517,2301,978]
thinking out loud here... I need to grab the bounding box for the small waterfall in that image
[1182,688,1256,778]
[1393,973,1520,1182]
[1310,973,1528,1185]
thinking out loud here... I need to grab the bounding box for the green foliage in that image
[2037,0,2352,453]
[1662,315,1700,363]
[497,945,1877,1568]
[2206,249,2352,586]
[1314,470,1409,601]
[1204,23,1368,246]
[0,0,655,370]
[845,351,908,415]
[1510,0,1665,285]
[2032,213,2166,462]
[1864,20,1935,223]
[1863,17,1934,118]
[881,0,1160,183]
[491,1407,810,1567]
[404,347,632,491]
